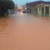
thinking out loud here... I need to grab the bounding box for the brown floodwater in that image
[0,12,50,50]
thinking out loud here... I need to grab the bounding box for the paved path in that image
[0,12,50,50]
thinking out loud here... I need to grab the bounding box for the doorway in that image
[45,6,49,16]
[42,7,44,16]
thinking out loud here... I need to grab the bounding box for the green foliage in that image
[0,0,15,9]
[0,0,15,16]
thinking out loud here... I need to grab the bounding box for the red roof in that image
[26,1,50,7]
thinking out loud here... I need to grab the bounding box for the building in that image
[25,1,50,16]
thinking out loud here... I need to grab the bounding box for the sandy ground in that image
[0,12,50,50]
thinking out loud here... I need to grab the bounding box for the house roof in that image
[26,1,50,7]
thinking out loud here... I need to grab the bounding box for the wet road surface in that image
[0,12,50,50]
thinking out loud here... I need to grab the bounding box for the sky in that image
[13,0,50,7]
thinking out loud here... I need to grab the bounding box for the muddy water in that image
[0,13,50,50]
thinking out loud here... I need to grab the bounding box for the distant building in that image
[20,5,27,12]
[25,1,50,16]
[15,4,18,11]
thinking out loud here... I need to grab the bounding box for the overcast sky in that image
[13,0,50,7]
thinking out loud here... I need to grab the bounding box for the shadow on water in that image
[0,14,11,18]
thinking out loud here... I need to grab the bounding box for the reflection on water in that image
[20,12,23,15]
[0,13,50,50]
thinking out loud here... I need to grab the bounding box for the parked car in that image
[23,10,26,13]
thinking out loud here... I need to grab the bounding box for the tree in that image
[0,0,15,16]
[0,0,15,9]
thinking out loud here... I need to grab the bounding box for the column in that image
[41,7,42,16]
[49,6,50,16]
[37,8,39,15]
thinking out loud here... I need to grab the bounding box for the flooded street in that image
[0,12,50,50]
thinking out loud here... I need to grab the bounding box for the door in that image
[45,6,49,16]
[42,7,44,16]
